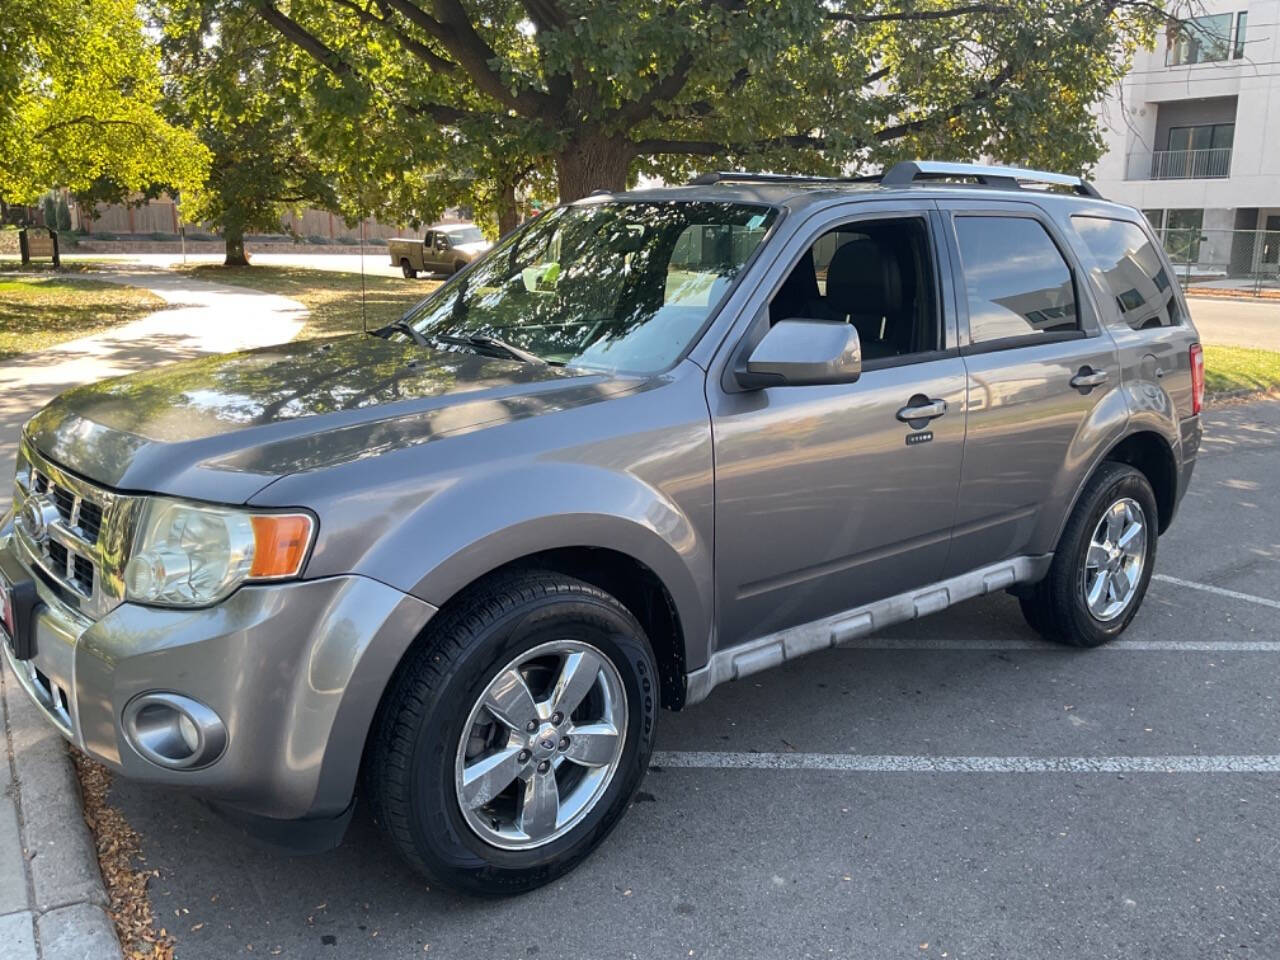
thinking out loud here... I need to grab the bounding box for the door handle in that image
[1070,367,1109,390]
[896,398,947,423]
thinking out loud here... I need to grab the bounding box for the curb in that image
[1,660,122,960]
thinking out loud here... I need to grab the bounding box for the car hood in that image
[24,334,648,503]
[454,241,490,257]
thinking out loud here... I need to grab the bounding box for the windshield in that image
[444,226,484,244]
[402,201,777,373]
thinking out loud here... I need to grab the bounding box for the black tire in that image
[400,259,417,279]
[364,570,659,895]
[453,259,467,274]
[1019,462,1158,647]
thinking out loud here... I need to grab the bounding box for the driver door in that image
[710,203,967,648]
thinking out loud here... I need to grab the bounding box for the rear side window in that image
[1071,216,1181,330]
[954,216,1078,345]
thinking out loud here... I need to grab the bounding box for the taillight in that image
[1190,342,1204,415]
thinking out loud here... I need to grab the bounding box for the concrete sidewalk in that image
[0,270,308,497]
[0,270,308,959]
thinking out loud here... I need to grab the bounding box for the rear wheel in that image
[365,570,658,895]
[400,258,417,279]
[1019,462,1157,647]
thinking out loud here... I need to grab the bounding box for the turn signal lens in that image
[249,514,314,579]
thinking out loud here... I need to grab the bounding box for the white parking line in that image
[651,751,1280,773]
[836,637,1280,652]
[1153,574,1280,610]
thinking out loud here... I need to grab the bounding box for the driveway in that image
[0,270,306,501]
[103,398,1280,960]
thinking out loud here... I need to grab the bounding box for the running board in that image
[683,555,1052,704]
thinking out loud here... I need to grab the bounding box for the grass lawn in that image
[1203,345,1280,401]
[180,264,439,340]
[0,274,164,361]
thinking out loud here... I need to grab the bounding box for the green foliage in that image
[56,196,71,231]
[155,0,342,263]
[41,194,57,229]
[249,0,1168,212]
[0,0,208,205]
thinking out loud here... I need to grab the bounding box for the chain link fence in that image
[1153,227,1280,297]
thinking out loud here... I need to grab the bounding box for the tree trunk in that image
[555,135,635,202]
[497,179,519,235]
[224,224,249,266]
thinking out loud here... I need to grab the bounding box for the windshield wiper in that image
[373,320,430,347]
[435,333,546,366]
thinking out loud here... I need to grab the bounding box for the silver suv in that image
[1,162,1203,894]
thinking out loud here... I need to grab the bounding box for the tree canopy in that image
[0,0,208,206]
[249,0,1164,209]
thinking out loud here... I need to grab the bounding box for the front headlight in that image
[124,499,315,607]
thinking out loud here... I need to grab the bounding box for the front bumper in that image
[1,520,436,822]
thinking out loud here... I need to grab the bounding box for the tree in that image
[56,196,72,232]
[0,0,207,206]
[156,1,340,265]
[248,0,1165,207]
[41,194,57,229]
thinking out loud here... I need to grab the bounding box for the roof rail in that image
[687,171,877,186]
[880,161,1103,198]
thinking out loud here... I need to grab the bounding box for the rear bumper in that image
[1170,413,1202,527]
[1,517,436,824]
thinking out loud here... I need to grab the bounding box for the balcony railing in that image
[1126,147,1232,180]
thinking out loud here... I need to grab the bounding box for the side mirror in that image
[735,318,862,389]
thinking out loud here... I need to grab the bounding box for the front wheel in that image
[364,570,658,895]
[453,259,467,274]
[1019,462,1158,647]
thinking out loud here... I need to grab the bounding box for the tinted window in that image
[770,217,939,361]
[1072,216,1180,330]
[954,216,1078,344]
[402,201,777,373]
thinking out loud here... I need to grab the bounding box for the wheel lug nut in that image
[558,737,570,751]
[551,712,563,725]
[518,749,531,763]
[525,720,538,733]
[537,760,550,774]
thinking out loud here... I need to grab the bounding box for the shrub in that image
[42,195,57,229]
[305,234,330,245]
[56,197,72,232]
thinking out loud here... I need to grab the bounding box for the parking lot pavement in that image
[104,399,1280,960]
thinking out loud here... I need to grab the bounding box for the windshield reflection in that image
[403,201,777,373]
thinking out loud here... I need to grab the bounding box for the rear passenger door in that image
[937,200,1122,575]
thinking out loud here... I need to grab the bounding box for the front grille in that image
[13,440,131,618]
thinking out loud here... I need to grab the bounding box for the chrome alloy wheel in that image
[454,640,628,850]
[1083,497,1147,622]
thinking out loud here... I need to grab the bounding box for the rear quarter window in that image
[1071,216,1182,330]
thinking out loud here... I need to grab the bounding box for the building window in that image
[1234,12,1248,58]
[1165,209,1204,263]
[1166,123,1234,153]
[1166,13,1233,65]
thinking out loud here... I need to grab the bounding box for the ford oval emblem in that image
[19,496,52,544]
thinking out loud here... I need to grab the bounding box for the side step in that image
[683,555,1051,704]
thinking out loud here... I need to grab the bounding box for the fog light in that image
[122,693,226,770]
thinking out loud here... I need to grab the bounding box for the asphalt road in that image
[100,398,1280,960]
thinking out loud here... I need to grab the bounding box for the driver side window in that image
[769,216,941,364]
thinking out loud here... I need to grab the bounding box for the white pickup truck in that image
[388,223,490,278]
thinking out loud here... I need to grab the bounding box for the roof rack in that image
[879,160,1103,198]
[687,171,877,186]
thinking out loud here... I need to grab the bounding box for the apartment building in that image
[1093,0,1280,279]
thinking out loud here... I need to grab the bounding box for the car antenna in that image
[359,208,368,333]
